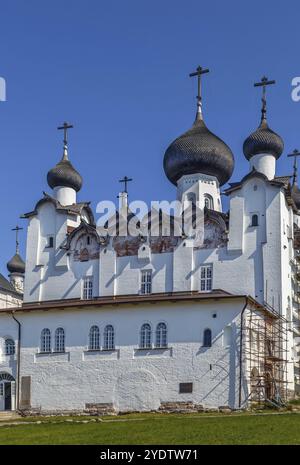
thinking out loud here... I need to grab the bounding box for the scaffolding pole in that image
[242,302,288,407]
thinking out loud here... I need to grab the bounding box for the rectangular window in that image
[82,277,93,300]
[179,383,193,393]
[141,270,152,295]
[46,236,54,248]
[0,384,3,396]
[200,265,213,292]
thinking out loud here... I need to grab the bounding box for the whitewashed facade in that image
[0,273,23,411]
[0,77,299,413]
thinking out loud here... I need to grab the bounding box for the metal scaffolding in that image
[242,302,288,407]
[292,227,300,392]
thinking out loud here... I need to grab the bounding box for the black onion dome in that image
[163,116,234,186]
[243,119,284,161]
[47,148,82,192]
[7,253,25,274]
[292,184,300,210]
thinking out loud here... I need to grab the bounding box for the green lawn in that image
[0,412,299,445]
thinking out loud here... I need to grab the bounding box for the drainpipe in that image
[238,297,248,408]
[11,310,21,411]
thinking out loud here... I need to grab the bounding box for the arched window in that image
[204,194,214,210]
[104,325,115,350]
[5,339,15,356]
[54,328,65,353]
[140,323,152,349]
[40,328,51,353]
[203,328,212,347]
[156,322,167,348]
[89,325,100,350]
[251,214,258,227]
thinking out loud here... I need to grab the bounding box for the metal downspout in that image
[11,310,21,411]
[239,297,248,408]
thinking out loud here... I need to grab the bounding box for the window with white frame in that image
[200,265,213,292]
[82,276,93,300]
[140,323,152,349]
[141,270,152,295]
[5,338,15,355]
[54,328,65,352]
[40,328,51,353]
[155,322,167,348]
[89,325,100,350]
[104,325,115,350]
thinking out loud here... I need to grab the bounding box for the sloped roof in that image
[0,273,22,297]
[224,169,291,195]
[21,192,95,225]
[11,290,248,313]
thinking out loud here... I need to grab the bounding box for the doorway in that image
[4,383,11,410]
[0,373,15,411]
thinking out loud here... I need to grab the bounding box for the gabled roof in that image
[21,192,95,225]
[223,169,299,213]
[64,220,104,250]
[223,169,291,196]
[0,273,22,297]
[273,175,292,187]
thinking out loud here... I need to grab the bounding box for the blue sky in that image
[1,0,300,276]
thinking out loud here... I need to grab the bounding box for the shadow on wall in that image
[195,324,241,409]
[30,265,82,300]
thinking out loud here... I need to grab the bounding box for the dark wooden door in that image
[4,383,11,410]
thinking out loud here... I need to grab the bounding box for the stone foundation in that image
[84,403,116,415]
[158,402,231,413]
[159,401,199,412]
[19,403,116,417]
[19,402,235,416]
[19,408,85,417]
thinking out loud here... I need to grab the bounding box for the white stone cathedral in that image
[0,70,299,414]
